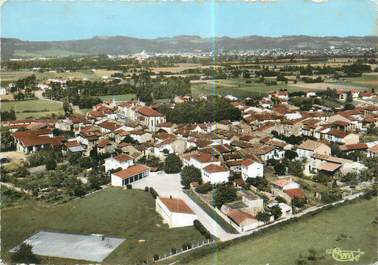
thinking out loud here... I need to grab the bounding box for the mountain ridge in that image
[1,35,377,59]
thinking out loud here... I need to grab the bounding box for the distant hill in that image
[1,35,377,59]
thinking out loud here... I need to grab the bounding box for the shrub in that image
[150,187,158,198]
[171,247,177,254]
[153,254,159,261]
[193,220,212,239]
[127,184,132,189]
[144,186,149,192]
[11,243,40,264]
[195,182,212,194]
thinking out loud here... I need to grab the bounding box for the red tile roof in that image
[203,164,228,174]
[159,197,194,214]
[113,164,150,179]
[284,188,305,199]
[227,209,255,225]
[13,129,64,147]
[137,106,164,117]
[113,154,134,162]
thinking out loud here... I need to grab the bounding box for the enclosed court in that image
[10,231,125,262]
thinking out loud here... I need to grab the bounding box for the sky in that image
[1,0,377,41]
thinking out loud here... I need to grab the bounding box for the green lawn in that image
[1,188,204,264]
[191,79,298,98]
[172,198,377,265]
[99,94,136,101]
[2,99,64,119]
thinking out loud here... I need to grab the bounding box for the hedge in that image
[193,220,212,239]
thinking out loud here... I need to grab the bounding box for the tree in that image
[292,197,306,208]
[63,98,73,116]
[180,165,202,189]
[45,158,57,170]
[164,154,182,174]
[11,243,40,264]
[320,189,342,203]
[212,184,237,208]
[313,172,331,184]
[287,160,304,178]
[256,211,271,223]
[285,150,298,160]
[269,204,282,220]
[343,91,355,110]
[274,163,286,175]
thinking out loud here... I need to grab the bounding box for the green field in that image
[1,188,204,264]
[2,99,64,119]
[0,69,119,84]
[191,79,297,98]
[172,198,377,265]
[99,94,136,101]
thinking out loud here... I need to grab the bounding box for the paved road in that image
[132,172,238,241]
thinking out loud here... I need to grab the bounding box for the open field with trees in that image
[169,198,377,265]
[2,99,64,119]
[1,188,204,264]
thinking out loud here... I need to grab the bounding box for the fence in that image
[154,239,216,262]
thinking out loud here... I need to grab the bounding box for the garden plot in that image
[10,231,125,262]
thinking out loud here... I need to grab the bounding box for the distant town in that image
[1,44,377,264]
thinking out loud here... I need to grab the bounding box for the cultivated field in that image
[1,99,64,119]
[0,69,119,84]
[173,198,377,265]
[191,79,297,98]
[1,188,204,264]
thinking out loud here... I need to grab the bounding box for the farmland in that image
[2,99,64,119]
[1,188,204,264]
[172,198,377,265]
[191,79,297,98]
[0,69,119,84]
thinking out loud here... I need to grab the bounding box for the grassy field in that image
[1,99,64,119]
[0,69,119,84]
[171,198,377,265]
[191,79,296,98]
[1,188,204,264]
[99,94,136,101]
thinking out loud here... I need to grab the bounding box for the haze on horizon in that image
[1,0,377,42]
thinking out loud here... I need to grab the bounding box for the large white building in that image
[155,197,197,228]
[111,164,150,187]
[202,164,230,184]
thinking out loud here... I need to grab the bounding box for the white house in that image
[111,164,150,187]
[104,154,134,172]
[241,158,264,180]
[202,164,230,184]
[155,196,197,228]
[130,130,152,143]
[296,140,331,160]
[183,152,221,171]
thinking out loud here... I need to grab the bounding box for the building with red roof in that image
[155,196,197,228]
[111,164,150,186]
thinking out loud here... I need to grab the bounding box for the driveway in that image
[132,172,238,241]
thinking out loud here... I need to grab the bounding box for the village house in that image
[202,164,230,184]
[13,128,64,154]
[322,129,359,145]
[271,176,305,203]
[240,158,264,180]
[104,154,134,172]
[367,144,378,158]
[296,140,331,160]
[155,196,197,228]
